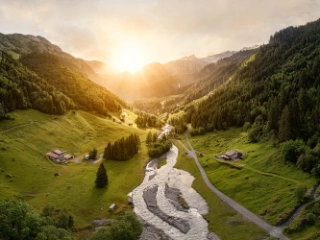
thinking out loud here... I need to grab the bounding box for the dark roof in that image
[53,149,66,155]
[225,150,238,157]
[47,152,59,159]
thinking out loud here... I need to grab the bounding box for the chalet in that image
[217,150,242,160]
[225,150,239,160]
[47,149,73,163]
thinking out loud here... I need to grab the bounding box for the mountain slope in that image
[0,51,76,117]
[180,18,320,173]
[0,33,128,117]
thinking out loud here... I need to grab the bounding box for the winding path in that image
[180,132,290,240]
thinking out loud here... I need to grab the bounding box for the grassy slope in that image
[174,141,267,240]
[0,109,149,236]
[186,128,315,226]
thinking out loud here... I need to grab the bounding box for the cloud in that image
[0,0,319,64]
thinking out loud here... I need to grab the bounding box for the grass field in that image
[186,128,315,225]
[0,109,150,238]
[174,141,267,240]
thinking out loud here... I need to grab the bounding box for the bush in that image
[90,212,142,240]
[306,213,316,224]
[281,139,306,164]
[295,185,307,203]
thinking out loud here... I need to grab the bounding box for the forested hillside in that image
[181,19,320,174]
[20,53,128,114]
[0,51,76,118]
[0,33,129,118]
[182,49,256,105]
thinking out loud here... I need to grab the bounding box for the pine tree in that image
[104,143,112,159]
[95,163,108,188]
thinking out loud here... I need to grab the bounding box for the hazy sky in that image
[0,0,319,66]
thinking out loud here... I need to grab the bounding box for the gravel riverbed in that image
[132,145,220,240]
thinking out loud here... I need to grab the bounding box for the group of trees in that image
[0,199,142,240]
[146,131,172,158]
[167,117,187,134]
[0,200,75,240]
[135,111,163,128]
[103,134,140,161]
[281,139,320,176]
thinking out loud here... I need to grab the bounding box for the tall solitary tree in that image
[95,163,108,188]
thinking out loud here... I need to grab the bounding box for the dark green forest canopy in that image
[187,19,320,141]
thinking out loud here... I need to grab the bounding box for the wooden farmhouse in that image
[46,149,74,163]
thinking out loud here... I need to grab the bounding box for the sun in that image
[112,47,146,73]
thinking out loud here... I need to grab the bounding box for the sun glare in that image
[112,47,146,73]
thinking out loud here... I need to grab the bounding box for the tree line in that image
[103,133,140,161]
[135,111,163,128]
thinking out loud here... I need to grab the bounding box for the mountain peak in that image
[181,54,198,61]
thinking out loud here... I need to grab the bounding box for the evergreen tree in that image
[0,102,5,120]
[89,148,98,160]
[95,163,108,188]
[278,105,292,142]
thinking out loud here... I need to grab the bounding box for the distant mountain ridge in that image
[96,47,257,101]
[0,33,62,55]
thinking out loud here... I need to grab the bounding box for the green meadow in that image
[0,109,149,238]
[174,141,267,240]
[185,128,315,225]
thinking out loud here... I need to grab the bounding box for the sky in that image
[0,0,319,70]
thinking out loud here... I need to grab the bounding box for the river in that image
[132,144,220,240]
